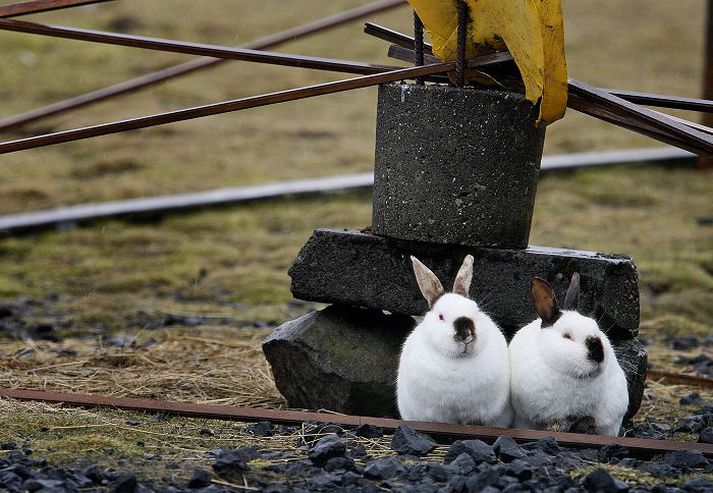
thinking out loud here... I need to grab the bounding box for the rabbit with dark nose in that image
[509,273,628,436]
[396,255,513,427]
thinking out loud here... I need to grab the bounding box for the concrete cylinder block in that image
[372,83,546,249]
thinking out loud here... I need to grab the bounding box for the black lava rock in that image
[110,473,138,493]
[669,336,700,350]
[26,323,60,342]
[0,442,18,450]
[444,439,496,464]
[404,462,449,483]
[682,477,713,492]
[680,393,703,406]
[465,468,500,491]
[246,421,274,437]
[391,425,436,456]
[308,434,346,465]
[323,456,356,472]
[354,424,383,439]
[505,459,533,481]
[493,436,527,462]
[663,449,708,469]
[523,437,561,456]
[598,444,631,462]
[445,452,476,475]
[363,457,404,480]
[699,427,713,444]
[582,468,628,492]
[212,448,255,476]
[187,469,212,489]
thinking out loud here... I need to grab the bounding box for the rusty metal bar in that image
[0,0,406,132]
[0,0,113,18]
[455,0,468,86]
[1,388,712,456]
[647,370,713,389]
[0,62,455,154]
[0,19,396,76]
[568,80,713,155]
[606,89,713,113]
[365,21,434,55]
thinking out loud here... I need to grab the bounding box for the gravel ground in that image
[1,408,713,493]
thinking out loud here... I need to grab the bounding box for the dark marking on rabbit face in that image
[586,336,604,363]
[453,316,475,343]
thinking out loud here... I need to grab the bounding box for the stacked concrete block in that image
[263,83,647,421]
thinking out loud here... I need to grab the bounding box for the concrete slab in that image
[289,229,639,339]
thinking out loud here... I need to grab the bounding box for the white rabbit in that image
[396,255,513,427]
[509,273,629,436]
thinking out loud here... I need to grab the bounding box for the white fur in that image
[397,293,513,426]
[509,310,629,436]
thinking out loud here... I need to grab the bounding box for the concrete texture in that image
[372,83,546,249]
[263,305,646,420]
[262,305,415,417]
[289,229,639,339]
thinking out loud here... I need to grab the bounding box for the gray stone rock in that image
[373,83,545,249]
[262,305,414,416]
[289,228,639,338]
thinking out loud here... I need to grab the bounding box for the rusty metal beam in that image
[0,0,406,132]
[0,18,396,76]
[1,388,712,456]
[0,0,114,18]
[0,63,455,154]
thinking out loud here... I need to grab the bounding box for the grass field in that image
[0,0,712,484]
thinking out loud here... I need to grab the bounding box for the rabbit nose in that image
[453,317,475,342]
[586,336,604,363]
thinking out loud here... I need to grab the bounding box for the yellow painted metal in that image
[407,0,568,126]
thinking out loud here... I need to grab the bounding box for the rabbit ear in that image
[563,272,581,311]
[411,256,444,307]
[530,277,561,327]
[453,255,474,297]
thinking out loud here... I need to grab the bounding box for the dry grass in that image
[0,326,285,408]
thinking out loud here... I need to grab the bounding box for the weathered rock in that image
[289,228,640,338]
[391,425,436,456]
[262,305,414,416]
[373,83,545,249]
[444,440,496,464]
[493,436,527,463]
[611,338,647,421]
[308,434,346,465]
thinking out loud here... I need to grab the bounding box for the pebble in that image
[582,468,628,492]
[246,421,274,437]
[390,425,436,456]
[363,457,404,480]
[662,449,708,469]
[353,424,383,439]
[493,436,527,462]
[187,469,212,488]
[307,434,346,465]
[680,393,703,406]
[444,439,496,464]
[669,336,700,350]
[211,448,255,476]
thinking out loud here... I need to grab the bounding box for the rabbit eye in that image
[563,333,573,340]
[438,314,445,321]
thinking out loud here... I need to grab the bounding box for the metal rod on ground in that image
[0,0,114,18]
[647,370,713,389]
[0,0,406,132]
[0,148,695,235]
[1,388,711,456]
[0,63,456,154]
[0,19,398,76]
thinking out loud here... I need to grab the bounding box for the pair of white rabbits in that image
[396,255,629,436]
